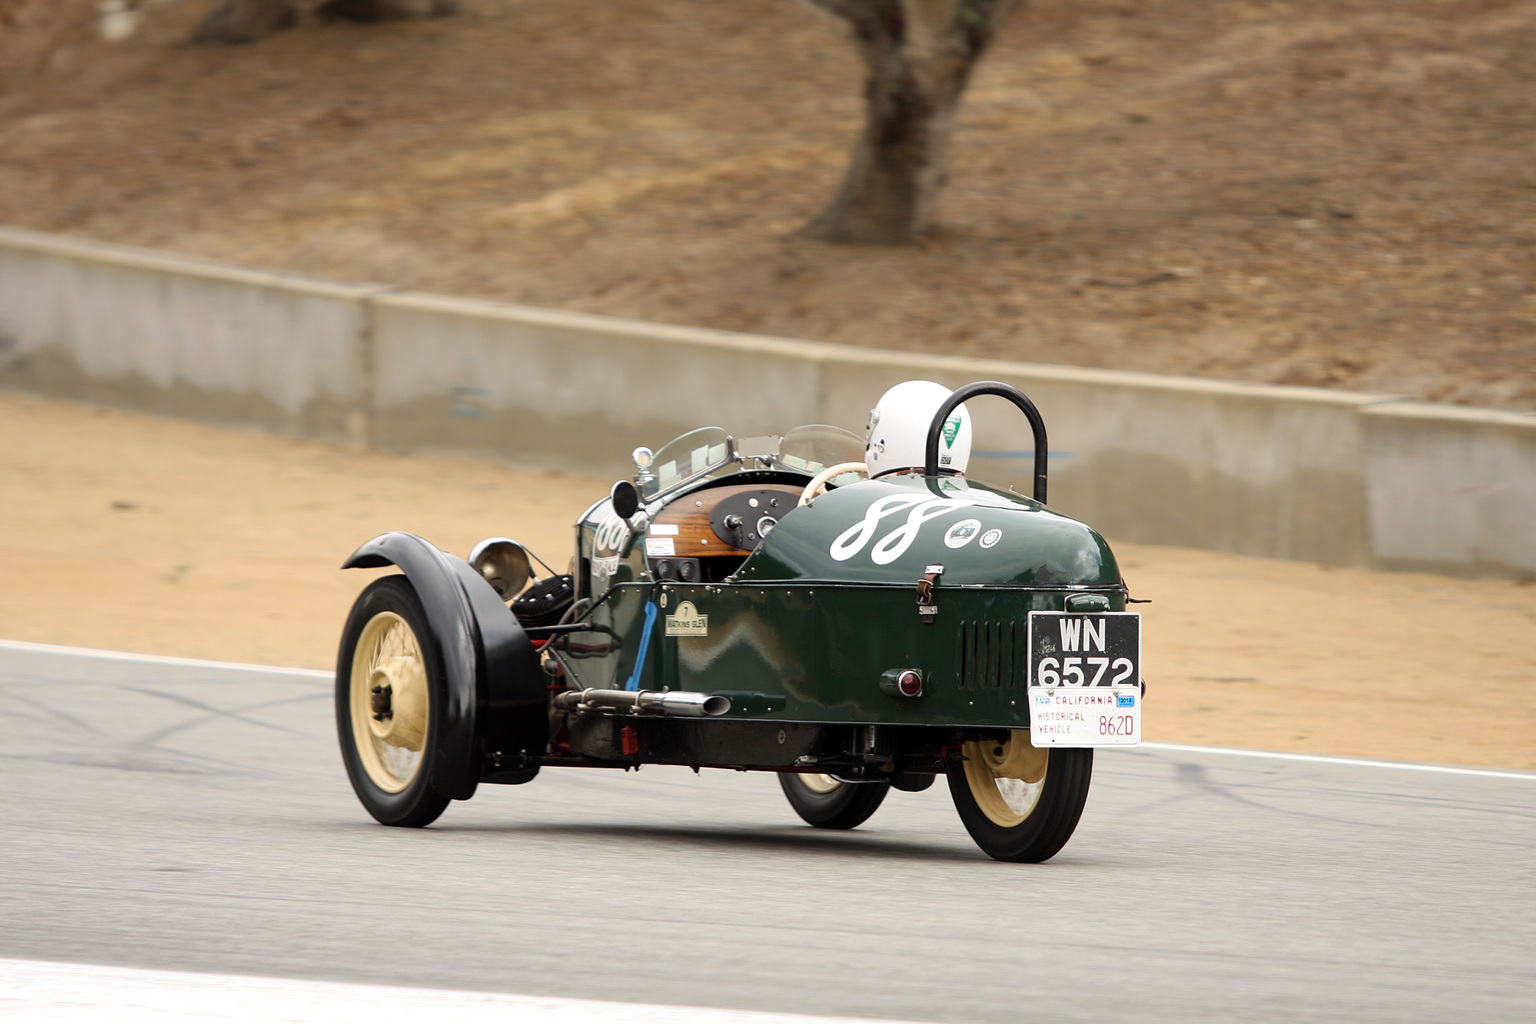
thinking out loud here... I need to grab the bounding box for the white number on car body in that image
[828,490,1027,566]
[830,495,980,565]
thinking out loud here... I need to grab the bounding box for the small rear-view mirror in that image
[611,480,640,521]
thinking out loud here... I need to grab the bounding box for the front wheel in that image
[778,773,890,829]
[336,575,451,827]
[947,732,1092,862]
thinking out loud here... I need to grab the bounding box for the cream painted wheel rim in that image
[962,731,1048,828]
[798,773,843,795]
[350,610,430,794]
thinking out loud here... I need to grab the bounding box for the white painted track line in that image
[3,638,1532,780]
[0,638,331,678]
[0,959,916,1024]
[1138,741,1536,781]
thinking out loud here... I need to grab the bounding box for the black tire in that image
[778,773,890,829]
[946,735,1092,862]
[336,575,452,827]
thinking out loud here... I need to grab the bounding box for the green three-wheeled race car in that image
[336,381,1142,862]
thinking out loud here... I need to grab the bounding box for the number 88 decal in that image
[1036,656,1134,687]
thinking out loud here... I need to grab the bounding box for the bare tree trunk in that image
[317,0,459,22]
[192,0,297,44]
[804,0,1020,244]
[192,0,458,44]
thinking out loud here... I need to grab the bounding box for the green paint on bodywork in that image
[561,469,1126,728]
[733,473,1121,588]
[576,581,1126,728]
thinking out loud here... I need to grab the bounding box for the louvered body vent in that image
[956,619,1026,691]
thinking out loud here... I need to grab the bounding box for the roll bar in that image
[924,381,1050,503]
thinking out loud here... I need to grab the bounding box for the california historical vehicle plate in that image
[1026,611,1142,748]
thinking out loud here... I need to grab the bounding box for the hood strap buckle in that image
[916,564,944,624]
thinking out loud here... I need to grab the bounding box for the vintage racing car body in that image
[336,382,1141,862]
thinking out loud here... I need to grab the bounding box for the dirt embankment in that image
[1,0,1534,410]
[3,393,1533,770]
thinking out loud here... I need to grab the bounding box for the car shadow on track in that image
[433,821,985,862]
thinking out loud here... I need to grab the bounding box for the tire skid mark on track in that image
[123,685,314,740]
[0,683,105,734]
[0,750,248,776]
[1167,760,1390,826]
[0,662,331,777]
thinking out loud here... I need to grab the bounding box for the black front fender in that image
[343,532,543,798]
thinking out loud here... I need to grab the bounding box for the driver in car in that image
[864,380,973,478]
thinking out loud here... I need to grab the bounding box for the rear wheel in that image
[778,773,890,829]
[336,575,451,827]
[947,732,1092,862]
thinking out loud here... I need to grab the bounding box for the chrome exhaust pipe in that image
[553,688,731,718]
[648,691,731,717]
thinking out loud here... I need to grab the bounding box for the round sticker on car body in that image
[980,528,1002,549]
[944,519,982,548]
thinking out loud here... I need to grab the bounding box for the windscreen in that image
[639,424,866,500]
[777,425,866,474]
[643,427,732,498]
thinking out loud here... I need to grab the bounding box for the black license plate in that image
[1026,611,1140,689]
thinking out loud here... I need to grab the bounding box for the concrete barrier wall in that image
[369,291,828,468]
[0,228,375,443]
[1363,403,1536,577]
[3,225,1533,579]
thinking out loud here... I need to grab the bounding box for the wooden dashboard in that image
[648,483,804,559]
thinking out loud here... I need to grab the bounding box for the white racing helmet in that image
[864,380,972,477]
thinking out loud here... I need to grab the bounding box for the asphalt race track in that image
[1,641,1532,1023]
